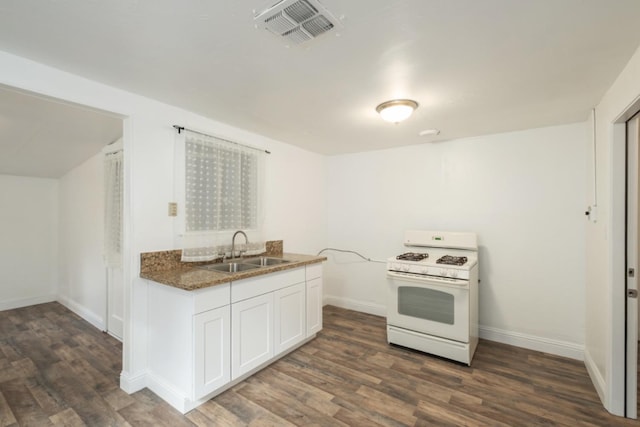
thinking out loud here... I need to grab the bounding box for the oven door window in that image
[398,286,454,325]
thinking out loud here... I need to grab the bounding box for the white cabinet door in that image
[193,305,231,399]
[306,277,322,336]
[274,283,305,355]
[231,293,273,379]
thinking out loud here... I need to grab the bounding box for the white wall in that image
[585,44,640,415]
[57,152,107,330]
[0,175,58,309]
[0,50,327,391]
[326,123,587,358]
[263,139,327,254]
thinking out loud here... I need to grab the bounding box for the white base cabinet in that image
[145,262,323,414]
[146,281,231,413]
[231,267,306,379]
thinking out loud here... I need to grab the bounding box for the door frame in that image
[611,95,640,417]
[625,114,639,418]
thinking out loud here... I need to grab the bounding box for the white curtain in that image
[181,130,265,262]
[104,150,123,268]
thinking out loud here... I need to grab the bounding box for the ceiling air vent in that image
[255,0,340,44]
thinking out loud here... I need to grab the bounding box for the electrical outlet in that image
[168,202,178,217]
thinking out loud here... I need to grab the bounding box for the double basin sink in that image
[198,257,291,274]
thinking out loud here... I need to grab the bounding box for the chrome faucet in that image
[231,230,248,259]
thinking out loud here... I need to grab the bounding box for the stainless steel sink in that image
[243,257,291,267]
[199,262,261,273]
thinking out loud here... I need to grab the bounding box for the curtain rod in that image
[173,125,271,154]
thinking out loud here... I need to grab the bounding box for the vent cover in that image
[255,0,340,44]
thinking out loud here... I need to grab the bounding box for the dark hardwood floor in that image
[1,302,638,426]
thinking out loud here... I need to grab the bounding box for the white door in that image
[231,293,274,379]
[194,305,231,399]
[104,143,124,341]
[626,113,640,418]
[306,276,322,336]
[274,283,305,355]
[107,267,124,339]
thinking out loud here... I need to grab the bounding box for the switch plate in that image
[588,205,597,223]
[168,202,178,217]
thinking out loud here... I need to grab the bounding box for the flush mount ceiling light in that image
[376,99,419,123]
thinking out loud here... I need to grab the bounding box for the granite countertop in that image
[140,252,326,291]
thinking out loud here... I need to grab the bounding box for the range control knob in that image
[402,264,410,272]
[421,268,429,275]
[450,270,458,278]
[440,269,448,276]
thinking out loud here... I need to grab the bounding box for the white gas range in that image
[386,230,479,365]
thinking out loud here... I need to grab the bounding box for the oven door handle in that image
[386,270,469,288]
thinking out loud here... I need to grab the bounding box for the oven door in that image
[387,271,469,343]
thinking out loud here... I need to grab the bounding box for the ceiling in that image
[1,0,640,169]
[0,86,122,178]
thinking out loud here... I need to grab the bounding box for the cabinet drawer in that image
[232,268,304,303]
[193,283,231,314]
[306,263,323,280]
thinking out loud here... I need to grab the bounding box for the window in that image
[179,130,265,261]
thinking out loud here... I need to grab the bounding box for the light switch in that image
[168,202,178,217]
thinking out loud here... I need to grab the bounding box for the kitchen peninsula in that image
[139,241,326,413]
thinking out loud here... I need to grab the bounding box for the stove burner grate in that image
[437,255,468,266]
[396,252,429,261]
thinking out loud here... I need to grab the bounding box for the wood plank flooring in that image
[1,302,638,426]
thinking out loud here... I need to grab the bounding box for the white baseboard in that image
[120,370,147,394]
[584,348,607,408]
[57,295,105,331]
[323,297,584,360]
[143,335,318,414]
[0,294,56,311]
[323,295,386,317]
[146,370,194,414]
[479,325,584,360]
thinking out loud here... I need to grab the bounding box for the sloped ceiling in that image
[0,86,122,178]
[0,0,640,174]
